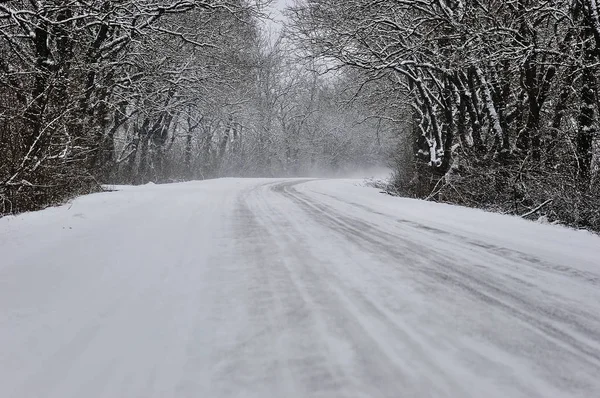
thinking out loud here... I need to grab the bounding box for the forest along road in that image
[1,178,600,398]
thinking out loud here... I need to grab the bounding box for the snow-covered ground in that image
[1,178,599,398]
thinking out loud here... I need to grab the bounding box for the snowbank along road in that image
[1,178,600,398]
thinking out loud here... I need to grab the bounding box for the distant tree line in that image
[0,0,387,215]
[289,0,600,231]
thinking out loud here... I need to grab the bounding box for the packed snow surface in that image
[1,178,600,398]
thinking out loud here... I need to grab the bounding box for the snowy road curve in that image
[2,178,600,397]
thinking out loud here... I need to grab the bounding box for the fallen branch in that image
[521,199,553,218]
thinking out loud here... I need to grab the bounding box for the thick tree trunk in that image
[454,72,483,152]
[466,68,485,152]
[440,78,455,172]
[23,22,52,153]
[577,65,596,180]
[475,67,507,153]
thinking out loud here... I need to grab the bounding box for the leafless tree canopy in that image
[288,0,600,231]
[1,0,599,231]
[0,0,387,214]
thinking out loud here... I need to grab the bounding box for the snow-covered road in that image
[1,178,600,398]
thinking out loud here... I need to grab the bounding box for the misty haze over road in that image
[2,178,600,398]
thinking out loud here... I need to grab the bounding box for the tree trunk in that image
[475,67,507,153]
[577,65,596,180]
